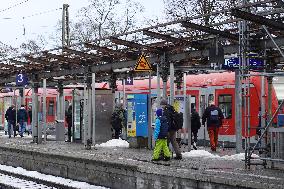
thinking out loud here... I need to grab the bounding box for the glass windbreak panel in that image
[73,96,81,140]
[200,95,206,116]
[48,100,55,116]
[0,98,3,128]
[151,97,157,125]
[218,95,232,119]
[4,97,12,131]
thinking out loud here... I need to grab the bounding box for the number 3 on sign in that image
[17,74,24,83]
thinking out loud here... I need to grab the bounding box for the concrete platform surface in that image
[0,133,283,189]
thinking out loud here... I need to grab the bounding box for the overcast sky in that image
[0,0,165,48]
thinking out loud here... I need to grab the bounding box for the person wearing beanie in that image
[160,99,182,160]
[152,108,171,161]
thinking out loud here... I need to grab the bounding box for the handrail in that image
[248,99,284,158]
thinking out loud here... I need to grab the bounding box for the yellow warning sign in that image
[134,54,152,71]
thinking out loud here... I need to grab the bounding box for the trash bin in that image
[55,120,65,141]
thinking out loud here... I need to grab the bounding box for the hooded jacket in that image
[202,105,224,128]
[17,107,28,122]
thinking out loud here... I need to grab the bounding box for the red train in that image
[0,71,279,143]
[115,71,279,143]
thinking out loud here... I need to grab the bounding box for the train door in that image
[46,97,56,123]
[215,88,234,142]
[199,87,215,146]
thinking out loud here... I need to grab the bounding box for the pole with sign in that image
[134,54,153,149]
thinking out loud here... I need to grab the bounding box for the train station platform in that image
[0,132,283,189]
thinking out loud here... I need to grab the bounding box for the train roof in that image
[116,71,237,91]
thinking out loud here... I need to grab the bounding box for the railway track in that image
[0,169,85,189]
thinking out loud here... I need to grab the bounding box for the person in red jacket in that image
[202,101,224,152]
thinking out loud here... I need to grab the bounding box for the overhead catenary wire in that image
[0,0,31,14]
[23,7,62,19]
[21,7,62,35]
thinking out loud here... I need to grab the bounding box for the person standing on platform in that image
[160,99,183,160]
[152,109,171,161]
[5,105,16,138]
[17,105,28,137]
[66,104,73,142]
[202,101,224,152]
[111,103,126,139]
[27,106,32,135]
[191,104,201,150]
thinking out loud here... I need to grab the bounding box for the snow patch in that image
[95,139,129,148]
[0,164,107,189]
[182,150,259,161]
[221,153,259,160]
[183,150,219,159]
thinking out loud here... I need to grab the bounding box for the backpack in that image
[111,111,122,130]
[165,105,183,131]
[210,109,219,124]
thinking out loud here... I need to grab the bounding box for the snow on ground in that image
[0,164,108,189]
[95,139,129,148]
[182,150,259,161]
[0,173,54,189]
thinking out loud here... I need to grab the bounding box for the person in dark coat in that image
[17,105,28,137]
[5,105,16,138]
[191,104,201,150]
[160,99,182,160]
[202,101,224,152]
[65,105,72,142]
[111,103,126,139]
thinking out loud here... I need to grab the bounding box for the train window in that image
[218,95,232,119]
[48,100,54,116]
[65,100,70,111]
[208,94,214,104]
[191,96,196,110]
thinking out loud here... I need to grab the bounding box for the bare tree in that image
[0,42,19,59]
[69,0,144,44]
[19,40,43,54]
[163,0,240,26]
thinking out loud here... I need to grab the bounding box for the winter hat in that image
[156,109,163,117]
[160,99,168,106]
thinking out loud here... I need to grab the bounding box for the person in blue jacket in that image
[152,109,171,161]
[17,105,28,137]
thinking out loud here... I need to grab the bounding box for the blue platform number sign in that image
[125,77,133,85]
[16,73,28,86]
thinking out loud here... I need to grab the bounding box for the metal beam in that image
[143,30,183,43]
[1,36,284,85]
[63,48,100,60]
[231,8,284,31]
[44,53,82,65]
[84,43,114,54]
[110,37,162,53]
[181,21,239,41]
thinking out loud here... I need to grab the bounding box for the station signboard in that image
[16,73,28,86]
[222,57,264,70]
[125,77,133,85]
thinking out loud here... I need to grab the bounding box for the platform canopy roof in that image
[0,0,284,86]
